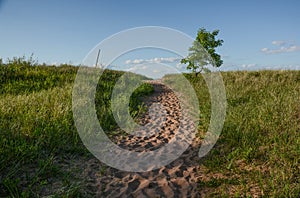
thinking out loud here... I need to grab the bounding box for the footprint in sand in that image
[97,80,203,197]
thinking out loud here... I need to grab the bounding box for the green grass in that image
[166,71,300,197]
[0,57,153,197]
[1,56,299,197]
[95,69,154,132]
[0,56,78,95]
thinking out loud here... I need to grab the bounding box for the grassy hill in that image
[0,57,153,197]
[0,57,299,197]
[166,71,300,197]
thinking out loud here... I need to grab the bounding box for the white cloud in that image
[264,64,300,70]
[51,62,59,66]
[261,48,269,53]
[261,45,300,54]
[241,63,257,68]
[220,64,300,71]
[152,69,160,73]
[125,57,181,65]
[133,59,144,64]
[125,61,182,79]
[261,40,300,54]
[124,59,145,64]
[271,40,286,46]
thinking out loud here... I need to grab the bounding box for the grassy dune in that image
[0,57,299,197]
[0,59,153,197]
[184,71,300,197]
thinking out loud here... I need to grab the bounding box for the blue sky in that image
[1,0,300,74]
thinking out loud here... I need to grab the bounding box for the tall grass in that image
[182,71,300,197]
[1,56,299,196]
[0,57,153,197]
[0,56,78,95]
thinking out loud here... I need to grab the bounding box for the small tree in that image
[181,28,223,76]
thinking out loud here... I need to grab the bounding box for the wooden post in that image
[95,49,101,68]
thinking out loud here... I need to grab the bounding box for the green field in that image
[0,57,153,197]
[0,57,299,197]
[184,71,299,197]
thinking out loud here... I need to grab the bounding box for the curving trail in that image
[97,80,203,197]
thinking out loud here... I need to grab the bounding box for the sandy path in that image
[95,80,203,197]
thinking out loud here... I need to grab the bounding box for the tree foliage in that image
[181,28,223,75]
